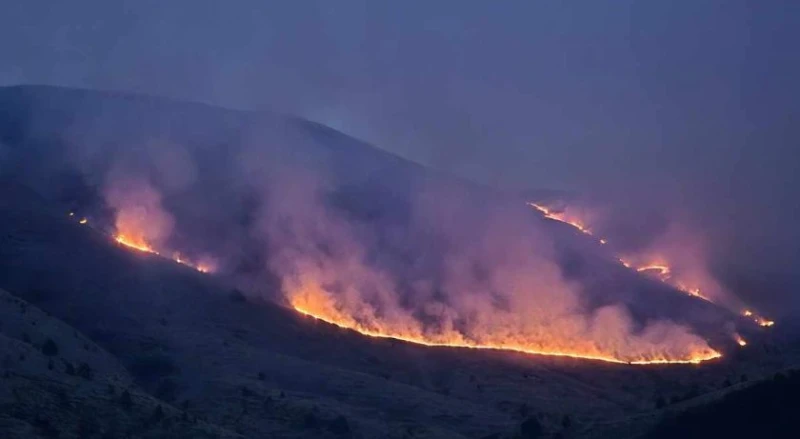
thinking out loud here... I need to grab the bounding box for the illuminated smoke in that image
[105,174,175,252]
[259,174,719,364]
[102,172,213,273]
[528,200,774,326]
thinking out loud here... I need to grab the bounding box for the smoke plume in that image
[104,172,174,252]
[252,167,718,363]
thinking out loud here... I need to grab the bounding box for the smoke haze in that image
[2,2,798,288]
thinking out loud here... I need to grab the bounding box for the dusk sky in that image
[2,1,799,270]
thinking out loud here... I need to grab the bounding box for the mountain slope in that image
[0,287,241,439]
[0,85,788,438]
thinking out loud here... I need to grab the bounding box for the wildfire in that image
[112,234,212,273]
[741,309,774,327]
[527,201,774,326]
[290,296,721,366]
[756,318,775,327]
[115,234,157,254]
[678,286,710,301]
[68,211,212,274]
[734,333,747,346]
[528,203,594,237]
[637,264,672,281]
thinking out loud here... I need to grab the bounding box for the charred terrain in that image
[1,85,799,438]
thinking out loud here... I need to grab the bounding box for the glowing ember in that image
[734,333,747,346]
[78,218,88,224]
[173,252,216,273]
[677,285,710,301]
[756,318,775,327]
[195,263,212,274]
[740,309,774,327]
[290,298,721,365]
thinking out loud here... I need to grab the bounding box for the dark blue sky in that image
[2,1,799,271]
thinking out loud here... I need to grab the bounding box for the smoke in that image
[2,1,798,304]
[250,164,717,363]
[104,171,174,251]
[0,84,727,361]
[537,198,750,312]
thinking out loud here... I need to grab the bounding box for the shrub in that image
[150,405,164,424]
[130,353,178,381]
[328,415,351,436]
[77,362,93,380]
[41,338,58,356]
[520,416,543,439]
[229,289,247,303]
[119,390,133,410]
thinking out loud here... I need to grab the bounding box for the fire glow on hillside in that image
[112,232,214,273]
[527,201,774,329]
[70,213,213,273]
[291,300,722,365]
[81,186,726,365]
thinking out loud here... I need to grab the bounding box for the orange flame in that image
[527,201,774,325]
[113,234,214,273]
[741,309,774,327]
[756,318,775,327]
[289,291,721,365]
[734,333,747,347]
[637,264,672,281]
[89,214,214,274]
[528,202,594,236]
[115,233,158,254]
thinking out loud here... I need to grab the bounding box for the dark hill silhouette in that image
[648,369,800,439]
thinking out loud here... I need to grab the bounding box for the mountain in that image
[1,85,795,438]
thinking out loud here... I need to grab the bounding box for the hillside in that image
[0,85,796,438]
[0,286,241,439]
[646,369,800,438]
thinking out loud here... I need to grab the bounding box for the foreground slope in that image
[0,286,240,439]
[646,369,800,438]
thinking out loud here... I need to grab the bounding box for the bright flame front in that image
[527,201,775,326]
[289,288,721,365]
